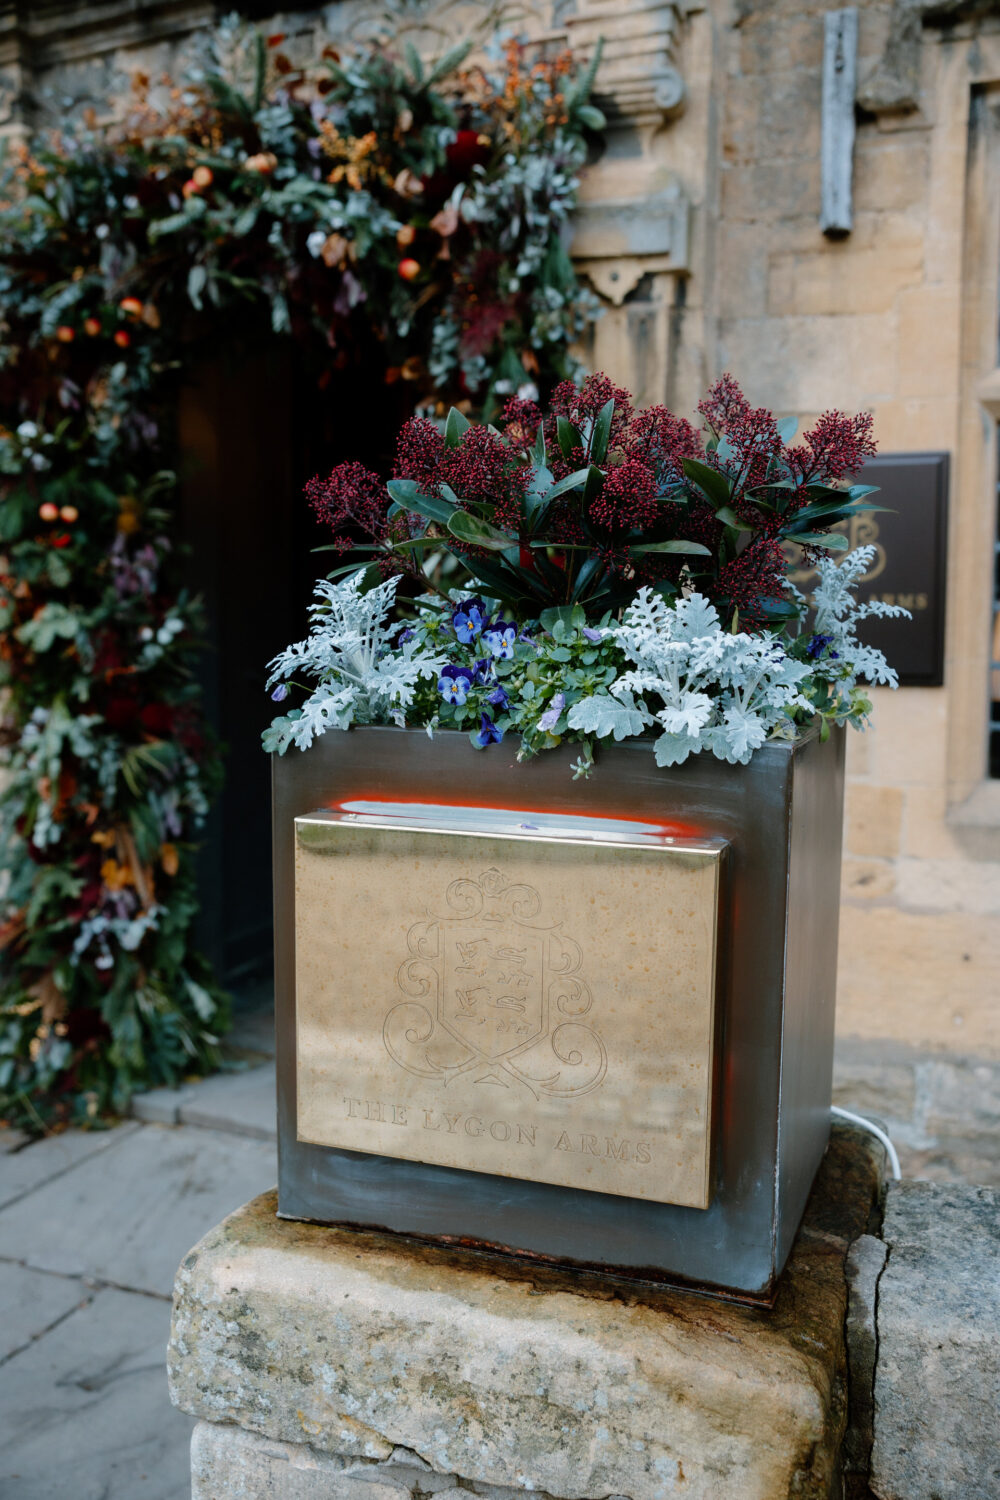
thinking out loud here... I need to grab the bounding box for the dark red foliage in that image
[306,461,391,552]
[395,417,444,488]
[549,373,634,446]
[788,409,877,483]
[440,425,527,532]
[622,405,700,485]
[714,536,788,617]
[498,396,542,448]
[589,458,657,531]
[698,373,781,492]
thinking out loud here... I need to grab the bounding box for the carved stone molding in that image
[565,0,687,130]
[571,178,690,304]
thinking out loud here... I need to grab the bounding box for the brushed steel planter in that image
[272,725,845,1302]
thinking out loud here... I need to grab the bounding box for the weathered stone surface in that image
[872,1180,1000,1500]
[0,1121,275,1295]
[191,1423,414,1500]
[843,1234,888,1476]
[169,1126,884,1500]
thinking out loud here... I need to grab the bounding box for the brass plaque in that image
[294,806,725,1210]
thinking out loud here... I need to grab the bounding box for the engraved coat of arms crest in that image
[383,867,606,1097]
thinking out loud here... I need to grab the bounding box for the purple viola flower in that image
[486,684,509,710]
[537,692,566,733]
[271,683,289,702]
[474,712,504,748]
[582,626,604,643]
[395,626,415,645]
[472,657,492,683]
[806,632,835,660]
[452,598,489,643]
[438,664,475,705]
[483,621,518,660]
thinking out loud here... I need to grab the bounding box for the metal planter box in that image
[272,725,845,1302]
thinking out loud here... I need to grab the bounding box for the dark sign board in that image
[786,451,949,688]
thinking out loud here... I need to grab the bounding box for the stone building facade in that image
[3,0,999,1177]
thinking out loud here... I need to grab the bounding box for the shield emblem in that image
[439,922,546,1060]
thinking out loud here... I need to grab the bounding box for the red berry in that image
[113,330,130,349]
[55,325,74,343]
[83,317,101,336]
[119,297,143,317]
[397,257,420,282]
[38,502,59,522]
[59,505,79,523]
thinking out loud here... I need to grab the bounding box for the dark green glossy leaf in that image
[444,407,470,449]
[629,539,712,556]
[447,510,515,551]
[589,398,615,464]
[557,415,581,460]
[681,456,732,509]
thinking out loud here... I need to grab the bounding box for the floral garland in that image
[0,20,602,1129]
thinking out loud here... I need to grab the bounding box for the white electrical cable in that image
[831,1104,902,1180]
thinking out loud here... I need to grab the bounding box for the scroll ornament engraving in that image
[384,868,607,1099]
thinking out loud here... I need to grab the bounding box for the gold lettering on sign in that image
[293,817,723,1209]
[384,867,607,1100]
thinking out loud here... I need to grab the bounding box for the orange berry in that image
[113,330,130,348]
[55,325,74,343]
[396,223,416,249]
[397,257,420,282]
[83,317,101,336]
[192,165,214,189]
[59,505,79,523]
[119,297,143,317]
[38,502,59,522]
[182,178,199,198]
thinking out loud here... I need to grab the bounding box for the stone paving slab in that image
[0,1121,141,1211]
[0,1262,90,1362]
[176,1061,275,1140]
[0,1122,276,1296]
[0,1283,194,1500]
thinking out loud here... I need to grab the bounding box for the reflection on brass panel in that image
[294,807,725,1211]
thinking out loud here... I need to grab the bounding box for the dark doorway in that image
[177,331,404,991]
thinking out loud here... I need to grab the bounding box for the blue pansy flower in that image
[453,598,489,643]
[486,684,509,710]
[438,665,475,704]
[474,712,504,747]
[581,626,604,643]
[270,683,289,702]
[483,621,518,660]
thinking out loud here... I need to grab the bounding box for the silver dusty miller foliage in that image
[263,572,445,753]
[587,589,815,767]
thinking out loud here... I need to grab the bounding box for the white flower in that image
[517,382,539,402]
[306,230,327,258]
[16,421,38,440]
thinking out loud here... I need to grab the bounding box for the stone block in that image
[169,1126,886,1500]
[843,1234,887,1475]
[836,905,1000,1054]
[872,1181,1000,1500]
[845,785,904,859]
[841,859,897,901]
[191,1423,413,1500]
[896,285,961,399]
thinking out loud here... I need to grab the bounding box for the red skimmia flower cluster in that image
[307,372,879,625]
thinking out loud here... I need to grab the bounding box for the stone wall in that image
[3,0,999,1171]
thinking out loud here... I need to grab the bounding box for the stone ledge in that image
[168,1124,884,1500]
[871,1179,1000,1500]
